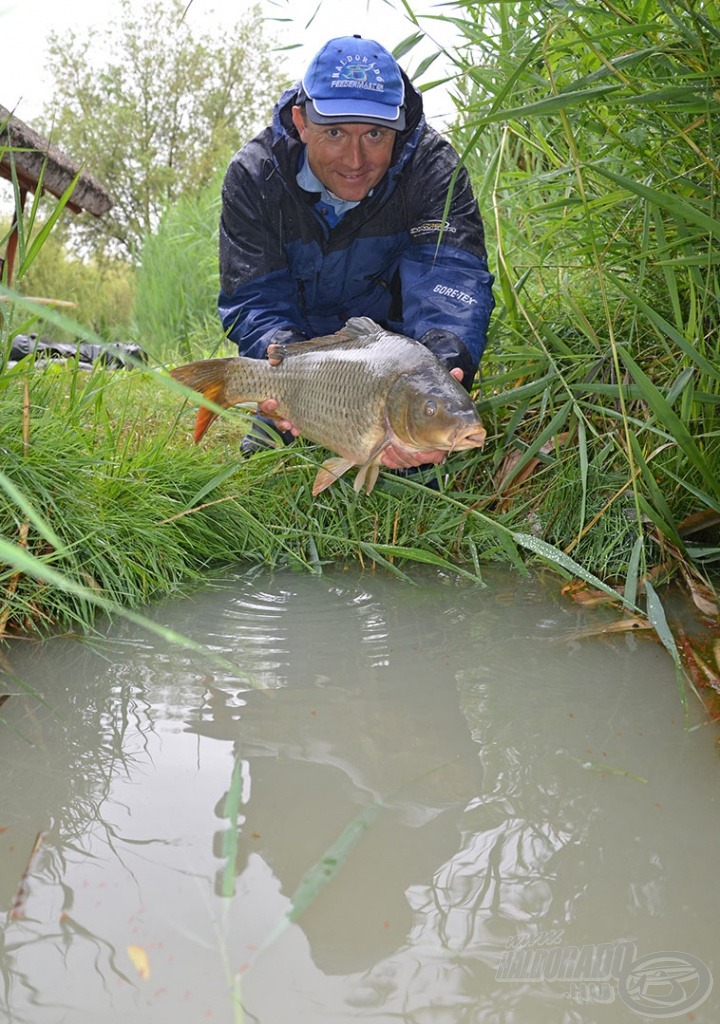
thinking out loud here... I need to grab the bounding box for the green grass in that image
[0,343,651,642]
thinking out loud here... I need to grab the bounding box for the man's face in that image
[291,106,396,202]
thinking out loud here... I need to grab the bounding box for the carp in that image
[170,317,486,495]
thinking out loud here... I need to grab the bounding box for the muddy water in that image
[0,566,718,1024]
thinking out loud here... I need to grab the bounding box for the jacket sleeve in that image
[395,131,495,385]
[218,141,309,358]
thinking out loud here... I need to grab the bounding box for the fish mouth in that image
[449,426,487,451]
[467,429,487,445]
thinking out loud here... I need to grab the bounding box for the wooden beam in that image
[0,103,113,216]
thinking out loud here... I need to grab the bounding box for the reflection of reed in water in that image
[339,657,673,1023]
[0,641,155,1017]
[190,573,630,1021]
[202,641,484,971]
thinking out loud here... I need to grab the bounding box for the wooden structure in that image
[0,103,113,283]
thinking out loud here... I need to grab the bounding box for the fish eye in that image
[424,400,437,417]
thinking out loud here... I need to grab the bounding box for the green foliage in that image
[10,230,135,341]
[0,361,257,635]
[41,0,288,262]
[412,0,720,582]
[133,163,226,361]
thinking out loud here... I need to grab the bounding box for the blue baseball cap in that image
[301,36,406,130]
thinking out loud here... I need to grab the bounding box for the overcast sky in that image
[0,0,460,127]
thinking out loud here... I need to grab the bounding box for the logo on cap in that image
[333,54,387,92]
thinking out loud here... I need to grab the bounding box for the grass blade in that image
[618,345,719,501]
[254,800,383,957]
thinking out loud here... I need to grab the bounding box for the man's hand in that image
[380,445,448,469]
[266,342,284,367]
[257,398,300,436]
[258,343,300,435]
[380,366,464,469]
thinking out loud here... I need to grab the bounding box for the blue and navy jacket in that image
[218,75,495,387]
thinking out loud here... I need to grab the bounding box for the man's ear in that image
[291,105,308,140]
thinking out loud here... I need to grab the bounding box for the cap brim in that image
[305,98,405,131]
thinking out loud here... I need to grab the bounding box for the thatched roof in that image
[0,103,113,216]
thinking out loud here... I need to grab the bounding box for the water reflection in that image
[0,567,717,1024]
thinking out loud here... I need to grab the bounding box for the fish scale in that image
[170,317,486,495]
[263,338,410,457]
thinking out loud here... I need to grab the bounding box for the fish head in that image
[386,366,487,453]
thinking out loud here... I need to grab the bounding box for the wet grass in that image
[0,352,488,636]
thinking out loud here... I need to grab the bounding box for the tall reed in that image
[424,0,720,590]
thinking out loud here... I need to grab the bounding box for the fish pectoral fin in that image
[353,438,393,494]
[312,457,357,496]
[354,457,382,494]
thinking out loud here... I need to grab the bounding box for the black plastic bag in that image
[8,334,147,368]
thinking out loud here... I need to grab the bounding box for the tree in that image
[42,0,288,262]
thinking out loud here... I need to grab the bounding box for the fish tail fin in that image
[170,359,234,444]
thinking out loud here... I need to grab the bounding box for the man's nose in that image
[343,138,364,168]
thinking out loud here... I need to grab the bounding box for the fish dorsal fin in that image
[275,319,383,361]
[342,317,383,342]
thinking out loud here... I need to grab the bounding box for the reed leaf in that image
[0,468,67,553]
[624,534,645,611]
[594,167,720,236]
[617,344,720,501]
[644,580,693,709]
[360,542,484,583]
[511,533,641,613]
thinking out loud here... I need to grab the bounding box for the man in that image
[218,35,494,470]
